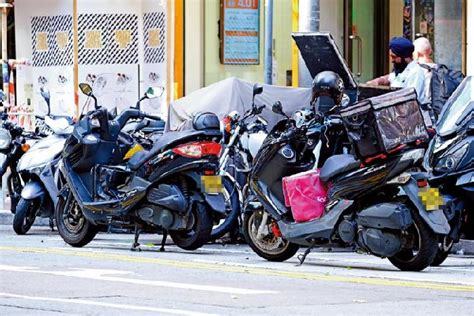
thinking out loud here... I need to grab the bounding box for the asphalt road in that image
[0,225,473,315]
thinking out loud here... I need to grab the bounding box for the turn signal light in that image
[172,141,222,158]
[223,116,232,133]
[417,179,428,188]
[21,144,30,152]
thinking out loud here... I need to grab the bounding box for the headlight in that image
[0,128,11,149]
[434,143,469,174]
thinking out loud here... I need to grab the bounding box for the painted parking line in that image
[0,265,276,295]
[1,246,473,293]
[0,292,217,316]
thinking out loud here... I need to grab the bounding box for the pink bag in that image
[282,169,328,222]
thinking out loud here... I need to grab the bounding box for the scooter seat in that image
[320,154,360,183]
[127,129,222,170]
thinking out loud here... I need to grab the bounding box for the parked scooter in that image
[211,84,268,241]
[411,76,474,266]
[55,84,226,251]
[13,90,73,234]
[0,113,39,213]
[244,89,449,271]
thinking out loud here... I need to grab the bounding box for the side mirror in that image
[272,101,285,116]
[253,84,263,97]
[145,86,164,99]
[79,83,93,96]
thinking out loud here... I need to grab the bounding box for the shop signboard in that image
[220,0,260,65]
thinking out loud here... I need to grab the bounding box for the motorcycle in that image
[0,113,38,213]
[244,90,450,271]
[413,76,474,266]
[210,84,268,241]
[55,83,226,251]
[13,113,73,234]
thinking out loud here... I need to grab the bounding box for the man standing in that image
[367,37,426,102]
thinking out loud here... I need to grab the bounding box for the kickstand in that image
[296,240,316,266]
[131,223,142,252]
[160,231,168,252]
[49,218,55,231]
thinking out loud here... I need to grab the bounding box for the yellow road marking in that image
[1,246,473,293]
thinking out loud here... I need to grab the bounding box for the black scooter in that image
[55,84,226,251]
[413,76,474,266]
[244,97,449,271]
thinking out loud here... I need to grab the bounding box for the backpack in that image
[420,64,464,118]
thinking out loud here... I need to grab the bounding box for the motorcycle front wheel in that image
[243,209,299,262]
[13,198,38,235]
[169,202,213,250]
[430,236,454,266]
[55,188,98,247]
[388,211,438,271]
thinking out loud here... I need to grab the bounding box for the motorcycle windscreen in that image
[437,76,474,137]
[291,32,357,91]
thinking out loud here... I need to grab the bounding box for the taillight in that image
[417,179,428,188]
[172,141,222,158]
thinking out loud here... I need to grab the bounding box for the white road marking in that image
[0,292,217,316]
[0,265,277,295]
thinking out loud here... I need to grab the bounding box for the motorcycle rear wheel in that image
[388,211,438,271]
[13,198,38,235]
[243,210,299,262]
[55,188,98,247]
[430,236,454,266]
[209,177,240,241]
[169,202,213,250]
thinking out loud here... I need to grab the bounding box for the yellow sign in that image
[36,32,48,52]
[148,29,161,48]
[115,30,131,49]
[85,30,102,49]
[56,32,68,50]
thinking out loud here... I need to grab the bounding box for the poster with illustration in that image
[78,66,139,114]
[141,9,167,117]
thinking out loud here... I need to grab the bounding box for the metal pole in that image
[264,0,273,84]
[298,0,319,87]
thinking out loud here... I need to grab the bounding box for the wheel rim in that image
[247,211,290,255]
[396,219,423,262]
[439,236,454,252]
[62,195,85,234]
[23,201,37,230]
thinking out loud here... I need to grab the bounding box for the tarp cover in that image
[167,77,312,131]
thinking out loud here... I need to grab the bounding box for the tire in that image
[13,198,38,235]
[430,236,454,267]
[55,189,98,247]
[388,211,438,271]
[243,209,299,262]
[209,177,240,241]
[169,202,213,251]
[7,173,22,214]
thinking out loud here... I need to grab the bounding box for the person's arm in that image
[366,74,390,86]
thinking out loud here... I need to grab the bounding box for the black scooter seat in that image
[128,129,222,170]
[320,154,360,183]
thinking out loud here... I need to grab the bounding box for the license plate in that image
[201,175,223,193]
[418,186,444,211]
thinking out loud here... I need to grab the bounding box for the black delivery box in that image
[340,88,429,160]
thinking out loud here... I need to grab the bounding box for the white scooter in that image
[13,89,73,235]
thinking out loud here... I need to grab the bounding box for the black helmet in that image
[311,71,345,105]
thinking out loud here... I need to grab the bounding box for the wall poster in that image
[219,0,260,65]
